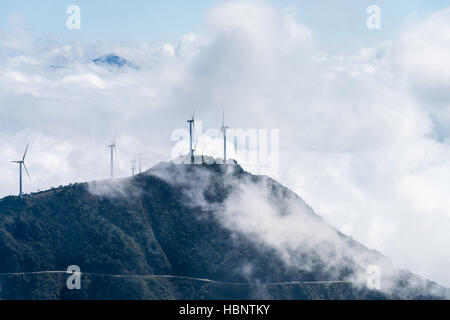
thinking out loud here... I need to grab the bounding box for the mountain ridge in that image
[0,161,447,299]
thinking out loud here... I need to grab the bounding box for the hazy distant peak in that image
[92,54,140,70]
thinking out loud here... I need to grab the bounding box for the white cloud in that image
[60,73,107,89]
[394,8,450,86]
[392,8,450,140]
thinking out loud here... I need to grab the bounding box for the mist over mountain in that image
[0,161,447,300]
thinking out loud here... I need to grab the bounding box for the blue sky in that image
[1,0,449,51]
[0,0,217,42]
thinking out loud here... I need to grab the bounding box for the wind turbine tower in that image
[221,109,229,164]
[11,143,31,198]
[108,141,116,178]
[187,112,195,164]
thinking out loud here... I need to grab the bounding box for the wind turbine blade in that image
[115,145,119,168]
[22,143,29,161]
[23,163,31,182]
[194,133,201,151]
[193,121,196,147]
[217,127,224,138]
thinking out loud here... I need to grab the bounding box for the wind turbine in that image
[131,159,136,177]
[187,111,195,164]
[108,140,117,178]
[11,143,31,198]
[221,108,229,164]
